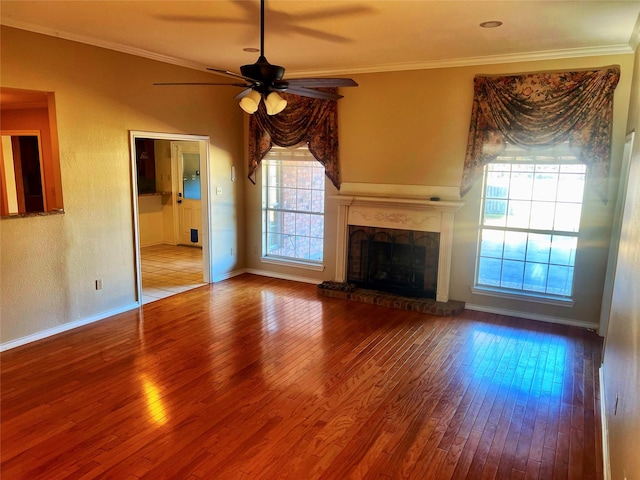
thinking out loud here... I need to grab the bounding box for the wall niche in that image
[1,87,63,217]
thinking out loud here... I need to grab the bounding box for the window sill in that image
[1,209,65,220]
[261,256,325,272]
[471,286,574,307]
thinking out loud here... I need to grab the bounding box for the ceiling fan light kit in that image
[154,0,357,115]
[264,92,287,115]
[239,90,262,114]
[240,90,287,115]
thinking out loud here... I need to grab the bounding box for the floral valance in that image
[461,65,620,202]
[248,89,340,189]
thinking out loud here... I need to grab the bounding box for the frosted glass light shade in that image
[239,90,261,114]
[265,92,287,115]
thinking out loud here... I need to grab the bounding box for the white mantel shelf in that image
[333,184,464,303]
[334,195,463,211]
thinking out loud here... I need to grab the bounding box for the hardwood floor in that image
[1,274,603,479]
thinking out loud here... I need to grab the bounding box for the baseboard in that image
[139,241,176,248]
[244,268,323,285]
[213,269,248,282]
[465,303,599,330]
[0,302,140,352]
[600,367,611,480]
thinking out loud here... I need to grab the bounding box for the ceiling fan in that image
[155,0,358,115]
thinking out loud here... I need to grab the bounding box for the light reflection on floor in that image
[469,325,567,399]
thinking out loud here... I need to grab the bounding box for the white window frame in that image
[261,145,326,271]
[472,143,587,306]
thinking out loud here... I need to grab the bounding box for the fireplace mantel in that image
[333,183,463,303]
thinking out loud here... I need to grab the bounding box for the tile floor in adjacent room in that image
[140,244,205,304]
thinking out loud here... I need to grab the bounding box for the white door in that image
[175,145,202,246]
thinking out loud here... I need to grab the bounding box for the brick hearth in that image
[318,281,465,317]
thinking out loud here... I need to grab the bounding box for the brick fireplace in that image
[333,183,463,303]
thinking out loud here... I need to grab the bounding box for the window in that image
[474,143,586,301]
[262,146,325,265]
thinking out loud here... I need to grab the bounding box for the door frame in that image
[599,131,635,342]
[129,131,212,304]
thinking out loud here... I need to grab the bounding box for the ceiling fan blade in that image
[292,5,374,22]
[154,82,251,87]
[287,25,353,44]
[154,14,246,25]
[234,88,254,100]
[286,78,358,88]
[207,68,261,84]
[285,87,343,100]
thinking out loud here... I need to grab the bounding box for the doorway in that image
[130,131,212,305]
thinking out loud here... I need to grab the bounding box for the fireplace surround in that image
[333,183,464,303]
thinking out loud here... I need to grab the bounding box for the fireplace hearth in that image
[317,281,465,316]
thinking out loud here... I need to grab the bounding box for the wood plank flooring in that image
[1,274,603,479]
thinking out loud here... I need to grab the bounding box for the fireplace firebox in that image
[347,226,439,298]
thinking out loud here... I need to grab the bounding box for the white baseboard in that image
[465,303,599,330]
[139,241,180,248]
[0,302,139,352]
[244,268,323,285]
[213,269,248,282]
[600,367,611,480]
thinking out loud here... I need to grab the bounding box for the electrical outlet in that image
[230,247,234,256]
[95,279,103,290]
[216,186,223,195]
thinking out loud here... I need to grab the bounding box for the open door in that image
[173,142,202,247]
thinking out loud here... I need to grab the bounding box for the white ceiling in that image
[2,1,639,78]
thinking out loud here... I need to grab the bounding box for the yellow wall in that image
[0,25,635,342]
[138,195,167,246]
[245,55,634,328]
[601,42,640,480]
[0,26,245,344]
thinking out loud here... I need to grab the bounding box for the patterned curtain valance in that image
[248,89,340,189]
[461,65,620,202]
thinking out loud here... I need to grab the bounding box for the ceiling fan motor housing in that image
[241,56,286,92]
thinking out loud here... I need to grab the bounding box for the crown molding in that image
[289,44,635,77]
[1,17,635,78]
[0,17,210,72]
[630,13,640,51]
